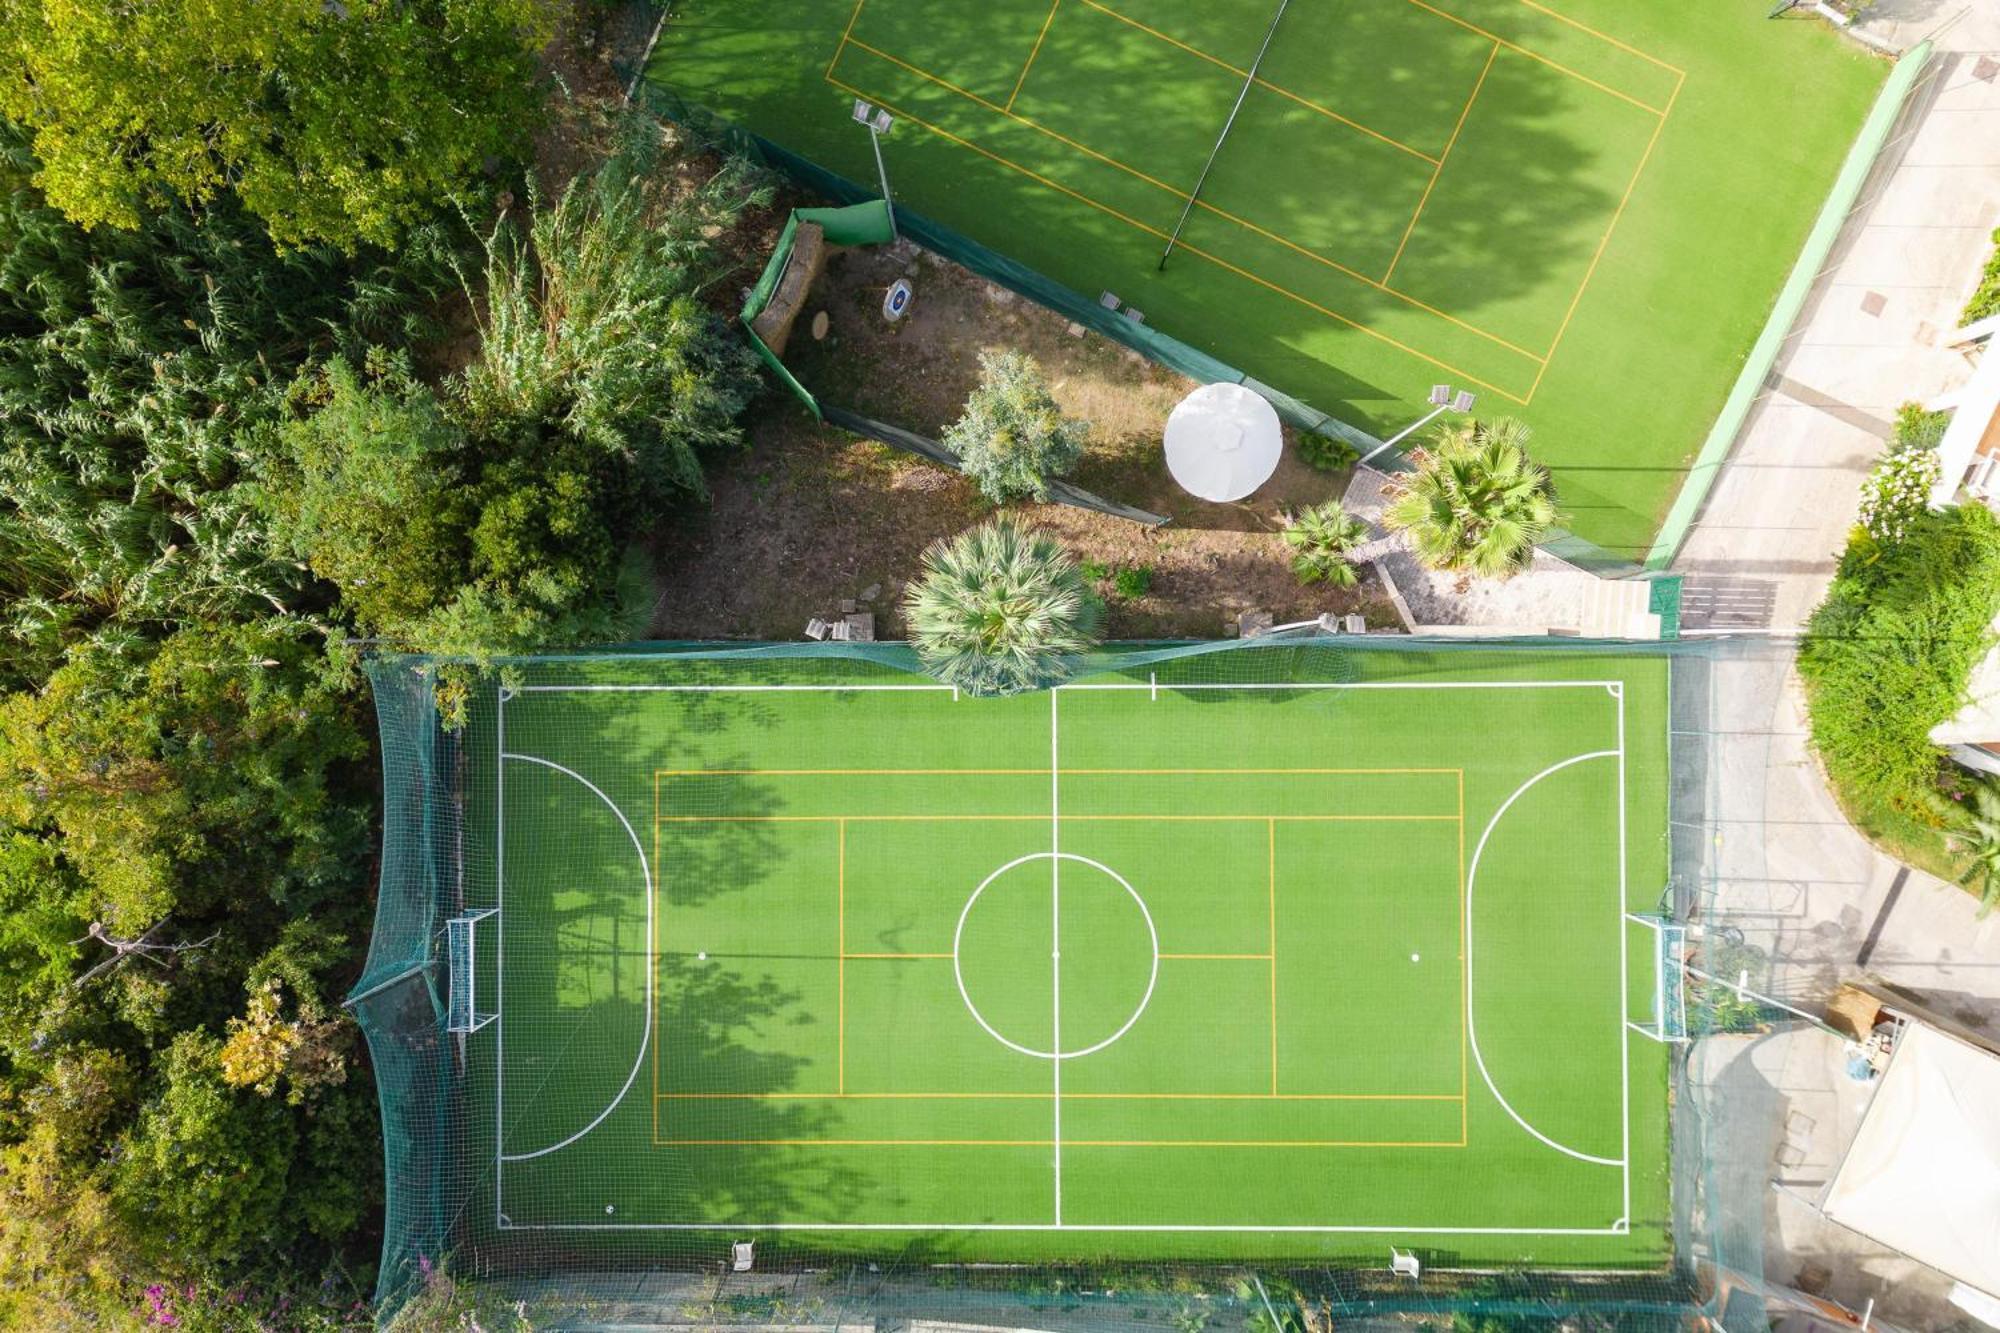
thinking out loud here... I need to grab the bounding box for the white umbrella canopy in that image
[1163,382,1283,502]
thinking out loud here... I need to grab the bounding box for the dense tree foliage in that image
[0,100,765,1322]
[0,0,552,250]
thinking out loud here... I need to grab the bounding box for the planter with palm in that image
[1381,418,1558,579]
[904,516,1102,696]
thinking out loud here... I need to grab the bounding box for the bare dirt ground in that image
[649,240,1395,640]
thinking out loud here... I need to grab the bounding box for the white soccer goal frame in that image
[446,908,499,1034]
[1624,913,1689,1044]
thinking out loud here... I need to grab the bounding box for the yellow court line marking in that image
[656,1091,1465,1101]
[822,73,1538,399]
[661,1138,1465,1148]
[657,813,1460,823]
[826,0,864,82]
[838,38,1548,369]
[1268,818,1279,1097]
[1384,41,1497,285]
[1458,770,1469,1146]
[660,766,1460,775]
[1525,70,1683,402]
[1161,952,1270,961]
[1507,0,1685,76]
[652,775,662,1146]
[1007,0,1063,113]
[1074,0,1439,166]
[1399,0,1670,116]
[845,951,953,959]
[838,818,846,1096]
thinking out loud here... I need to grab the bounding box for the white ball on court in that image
[1410,953,1420,963]
[605,1204,615,1215]
[698,951,708,961]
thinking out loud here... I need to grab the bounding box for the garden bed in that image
[648,239,1395,640]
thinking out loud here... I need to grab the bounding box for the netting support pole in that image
[1157,0,1290,271]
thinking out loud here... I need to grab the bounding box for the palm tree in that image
[1381,418,1558,578]
[1944,778,2000,916]
[1281,501,1370,587]
[904,516,1102,696]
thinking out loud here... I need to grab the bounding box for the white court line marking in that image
[495,691,506,1223]
[1049,689,1062,1226]
[1616,684,1631,1224]
[514,673,1645,1234]
[497,752,656,1163]
[500,1220,1627,1234]
[1464,749,1624,1169]
[517,680,1625,694]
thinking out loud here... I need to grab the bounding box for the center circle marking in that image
[951,851,1160,1061]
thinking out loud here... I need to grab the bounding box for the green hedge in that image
[1799,504,2000,810]
[1967,225,2000,324]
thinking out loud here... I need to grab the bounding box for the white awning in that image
[1822,1021,2000,1301]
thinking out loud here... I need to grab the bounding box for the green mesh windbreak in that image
[349,634,1813,1327]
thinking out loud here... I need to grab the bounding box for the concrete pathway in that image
[1675,41,2000,634]
[1671,25,2000,1325]
[1669,22,2000,1024]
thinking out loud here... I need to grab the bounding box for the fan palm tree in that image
[904,516,1102,696]
[1281,501,1370,587]
[1381,418,1558,578]
[1944,777,2000,916]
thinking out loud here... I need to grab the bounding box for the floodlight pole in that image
[853,100,899,242]
[1358,385,1475,465]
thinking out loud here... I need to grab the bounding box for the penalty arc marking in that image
[498,752,656,1163]
[1464,749,1622,1169]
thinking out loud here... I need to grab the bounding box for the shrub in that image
[1282,502,1370,587]
[1298,430,1359,473]
[1892,401,1950,453]
[1856,447,1940,543]
[1965,224,2000,324]
[1114,566,1154,599]
[904,517,1102,696]
[943,349,1090,502]
[1799,503,2000,811]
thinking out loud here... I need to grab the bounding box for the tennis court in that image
[467,645,1673,1263]
[645,1,1882,558]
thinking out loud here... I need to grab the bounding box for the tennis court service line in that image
[1526,69,1684,402]
[1006,0,1063,112]
[1384,41,1499,285]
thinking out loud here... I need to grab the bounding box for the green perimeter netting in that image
[351,634,1800,1328]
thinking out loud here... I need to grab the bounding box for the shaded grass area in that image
[457,645,1672,1267]
[646,0,1882,558]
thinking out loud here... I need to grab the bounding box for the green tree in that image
[1382,418,1558,578]
[905,517,1102,696]
[267,353,477,633]
[1281,501,1370,587]
[0,0,551,249]
[943,349,1090,502]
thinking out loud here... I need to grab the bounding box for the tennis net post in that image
[1157,0,1292,272]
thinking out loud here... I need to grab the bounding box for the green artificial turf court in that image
[644,0,1884,559]
[466,644,1675,1266]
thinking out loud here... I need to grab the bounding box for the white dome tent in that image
[1163,382,1282,502]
